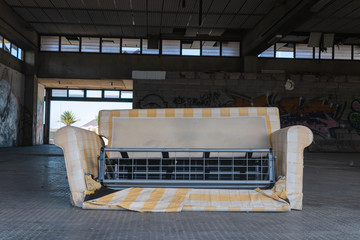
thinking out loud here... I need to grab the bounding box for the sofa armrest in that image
[54,126,104,207]
[270,125,313,210]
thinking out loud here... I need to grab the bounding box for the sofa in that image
[54,107,313,212]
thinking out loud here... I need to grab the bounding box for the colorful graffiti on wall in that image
[0,65,24,147]
[228,93,345,138]
[275,97,344,138]
[348,99,360,131]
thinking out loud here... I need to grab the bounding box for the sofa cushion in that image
[98,108,281,148]
[111,116,270,149]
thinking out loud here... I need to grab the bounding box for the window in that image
[40,36,59,51]
[314,47,320,59]
[101,38,120,53]
[39,35,245,59]
[182,40,200,56]
[81,37,100,53]
[202,41,220,56]
[0,35,3,49]
[18,48,23,60]
[222,42,240,57]
[320,47,332,59]
[11,44,18,58]
[104,90,120,98]
[258,45,274,58]
[61,36,80,52]
[86,90,102,98]
[354,45,360,60]
[4,39,10,53]
[52,89,67,97]
[276,43,294,58]
[122,39,140,54]
[162,40,180,55]
[121,91,133,99]
[68,89,84,98]
[142,39,159,55]
[334,45,351,60]
[295,44,313,59]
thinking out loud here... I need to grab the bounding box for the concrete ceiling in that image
[5,0,276,38]
[296,0,360,35]
[4,0,360,55]
[4,0,360,39]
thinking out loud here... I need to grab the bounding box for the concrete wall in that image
[38,53,360,79]
[133,71,360,152]
[257,58,360,75]
[38,52,243,79]
[0,62,25,147]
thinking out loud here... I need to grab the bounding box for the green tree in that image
[61,111,79,126]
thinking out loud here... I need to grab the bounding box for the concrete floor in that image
[0,145,360,240]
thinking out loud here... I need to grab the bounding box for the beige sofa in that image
[55,107,313,212]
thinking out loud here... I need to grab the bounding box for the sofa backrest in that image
[99,107,280,149]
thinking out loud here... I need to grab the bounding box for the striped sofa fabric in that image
[55,107,313,211]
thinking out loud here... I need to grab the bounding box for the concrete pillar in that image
[22,50,38,146]
[243,56,259,73]
[43,89,51,144]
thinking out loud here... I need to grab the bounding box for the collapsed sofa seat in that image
[81,173,290,212]
[83,187,290,212]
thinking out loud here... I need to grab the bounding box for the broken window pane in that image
[61,36,80,52]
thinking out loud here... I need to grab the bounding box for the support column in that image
[43,89,51,144]
[21,50,38,146]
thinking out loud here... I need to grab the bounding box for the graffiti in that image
[35,84,44,144]
[0,68,20,147]
[173,91,228,108]
[137,94,168,109]
[227,92,344,138]
[348,99,360,131]
[228,92,269,107]
[276,97,344,138]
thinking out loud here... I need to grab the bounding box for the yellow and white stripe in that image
[98,107,281,146]
[83,187,290,212]
[270,126,313,210]
[54,126,104,207]
[84,187,190,212]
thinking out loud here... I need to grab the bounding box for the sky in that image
[50,100,132,129]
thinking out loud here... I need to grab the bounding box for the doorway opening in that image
[44,88,133,144]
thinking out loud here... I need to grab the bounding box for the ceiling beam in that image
[241,0,323,56]
[38,78,133,90]
[11,6,266,17]
[30,21,236,30]
[0,0,38,50]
